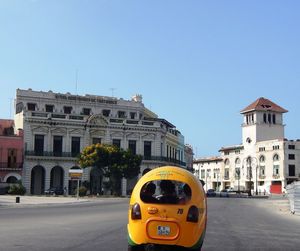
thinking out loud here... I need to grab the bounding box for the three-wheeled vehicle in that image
[128,166,207,251]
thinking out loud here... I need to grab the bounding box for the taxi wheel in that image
[128,245,142,251]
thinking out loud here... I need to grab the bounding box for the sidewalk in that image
[0,195,91,207]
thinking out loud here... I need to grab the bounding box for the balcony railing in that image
[25,151,79,158]
[142,156,186,167]
[25,151,186,167]
[0,162,23,170]
[259,175,266,179]
[272,174,280,179]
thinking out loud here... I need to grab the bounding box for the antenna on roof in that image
[110,88,116,97]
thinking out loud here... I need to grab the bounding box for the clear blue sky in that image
[1,0,300,157]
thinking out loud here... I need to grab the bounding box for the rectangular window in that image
[224,169,229,179]
[128,140,136,155]
[144,141,152,157]
[63,106,72,114]
[45,105,54,112]
[71,137,80,157]
[92,138,101,144]
[7,149,17,168]
[272,114,276,124]
[288,145,295,150]
[207,169,211,178]
[273,165,280,175]
[259,166,265,178]
[112,139,121,149]
[288,165,296,176]
[288,154,295,160]
[259,147,265,152]
[130,112,136,119]
[82,108,91,115]
[102,109,110,117]
[53,136,63,156]
[27,103,36,111]
[224,151,229,155]
[201,170,205,179]
[118,111,126,118]
[34,134,44,155]
[273,145,279,150]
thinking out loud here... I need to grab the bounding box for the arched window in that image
[259,155,265,178]
[268,114,271,123]
[235,158,241,178]
[273,154,279,161]
[272,114,276,124]
[224,159,230,180]
[273,154,280,177]
[263,113,267,123]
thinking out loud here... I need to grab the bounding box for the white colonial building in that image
[14,88,188,195]
[194,98,300,194]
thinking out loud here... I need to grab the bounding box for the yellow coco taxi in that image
[128,166,207,251]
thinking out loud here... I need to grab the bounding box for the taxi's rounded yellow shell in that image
[127,166,207,251]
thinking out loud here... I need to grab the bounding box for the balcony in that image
[0,162,23,170]
[259,175,266,179]
[142,156,186,167]
[25,151,79,158]
[224,176,230,180]
[25,152,186,167]
[272,174,280,179]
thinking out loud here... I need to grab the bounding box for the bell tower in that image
[240,97,288,148]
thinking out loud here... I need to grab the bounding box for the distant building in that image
[194,97,300,194]
[0,119,23,191]
[184,144,194,171]
[14,89,187,195]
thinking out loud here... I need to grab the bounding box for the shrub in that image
[75,186,87,197]
[8,183,26,195]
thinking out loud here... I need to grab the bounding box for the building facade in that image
[14,89,187,195]
[194,98,300,194]
[0,119,23,192]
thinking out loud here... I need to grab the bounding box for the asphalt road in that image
[0,197,300,251]
[0,198,129,251]
[204,197,300,251]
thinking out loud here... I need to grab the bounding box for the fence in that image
[286,181,300,215]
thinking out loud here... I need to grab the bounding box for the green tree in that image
[78,143,142,195]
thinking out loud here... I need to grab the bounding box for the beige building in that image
[194,98,300,194]
[14,88,187,195]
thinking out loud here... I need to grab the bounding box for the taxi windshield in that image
[140,180,192,205]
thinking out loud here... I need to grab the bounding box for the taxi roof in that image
[141,166,199,185]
